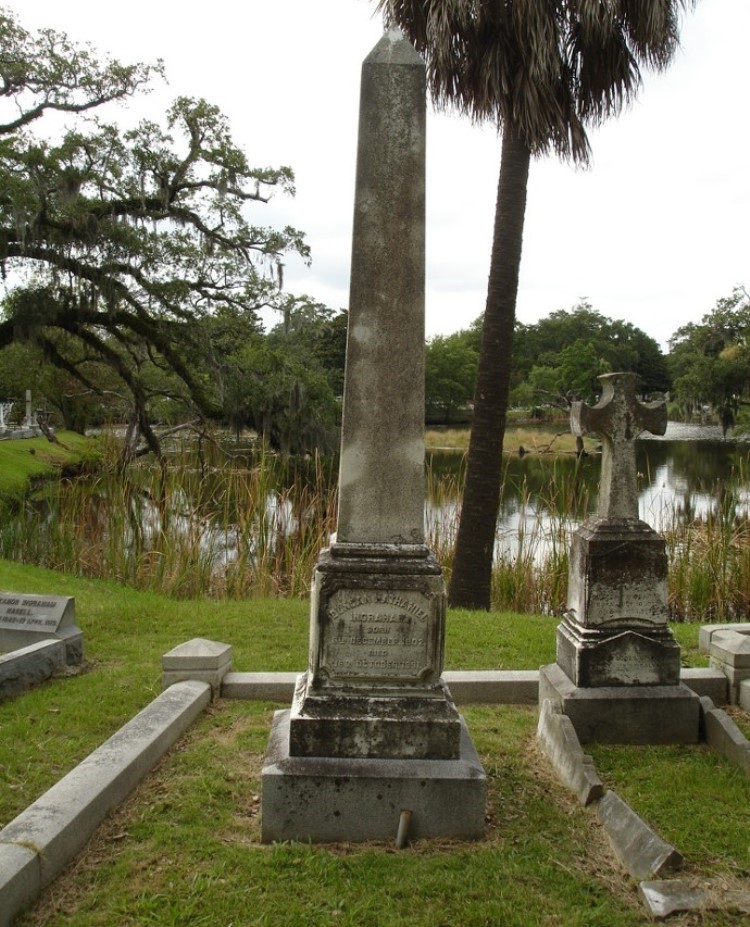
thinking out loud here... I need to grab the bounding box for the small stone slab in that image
[680,667,728,704]
[597,790,682,880]
[638,880,710,920]
[0,639,65,700]
[442,670,539,704]
[0,593,82,665]
[699,622,750,655]
[162,638,232,697]
[710,630,750,668]
[536,699,603,806]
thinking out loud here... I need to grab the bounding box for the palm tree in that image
[377,0,697,609]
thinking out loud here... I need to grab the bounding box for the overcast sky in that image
[8,0,749,349]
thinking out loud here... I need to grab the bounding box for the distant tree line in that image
[425,301,671,425]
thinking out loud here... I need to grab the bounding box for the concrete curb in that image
[536,698,604,806]
[700,696,750,773]
[220,668,724,705]
[0,639,65,701]
[0,680,211,927]
[597,790,683,881]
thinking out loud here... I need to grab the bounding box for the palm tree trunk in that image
[448,128,531,610]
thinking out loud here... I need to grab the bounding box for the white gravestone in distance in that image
[0,593,83,664]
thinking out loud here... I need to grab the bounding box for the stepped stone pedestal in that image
[261,30,485,843]
[540,373,700,744]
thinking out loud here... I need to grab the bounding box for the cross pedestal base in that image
[556,616,682,688]
[261,710,486,843]
[539,663,701,745]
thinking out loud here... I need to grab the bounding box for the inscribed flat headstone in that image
[0,593,82,664]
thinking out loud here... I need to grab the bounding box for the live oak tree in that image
[510,302,671,408]
[0,8,307,462]
[669,287,750,436]
[379,0,697,609]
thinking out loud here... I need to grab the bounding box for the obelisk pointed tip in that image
[365,27,424,66]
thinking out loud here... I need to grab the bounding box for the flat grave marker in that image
[0,592,82,664]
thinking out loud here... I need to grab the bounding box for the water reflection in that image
[428,431,750,562]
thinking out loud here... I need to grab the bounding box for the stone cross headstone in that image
[540,372,700,744]
[261,30,486,843]
[571,372,666,520]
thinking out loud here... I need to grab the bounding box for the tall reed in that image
[0,438,337,600]
[3,435,750,620]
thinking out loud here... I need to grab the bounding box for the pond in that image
[5,423,750,603]
[427,424,750,562]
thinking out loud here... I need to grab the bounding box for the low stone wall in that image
[0,680,211,927]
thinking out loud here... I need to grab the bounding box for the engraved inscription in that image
[0,594,68,632]
[321,589,433,679]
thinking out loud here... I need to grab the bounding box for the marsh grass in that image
[0,440,337,600]
[3,434,750,619]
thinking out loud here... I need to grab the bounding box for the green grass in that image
[1,560,747,927]
[0,431,100,503]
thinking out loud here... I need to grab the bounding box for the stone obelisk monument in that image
[540,373,700,743]
[261,30,486,843]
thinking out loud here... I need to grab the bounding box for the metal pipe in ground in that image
[395,809,413,849]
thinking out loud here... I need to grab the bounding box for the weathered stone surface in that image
[290,674,461,760]
[259,31,484,842]
[565,520,669,630]
[536,699,603,806]
[0,638,65,700]
[546,374,688,742]
[0,681,210,927]
[638,880,710,920]
[221,671,299,701]
[308,552,445,689]
[709,631,750,703]
[699,622,750,655]
[0,592,82,664]
[597,791,683,880]
[680,667,728,704]
[442,669,538,704]
[739,678,750,712]
[700,696,750,772]
[291,549,461,759]
[162,638,233,697]
[336,29,426,548]
[0,844,38,927]
[261,710,485,843]
[540,663,700,744]
[710,630,750,668]
[571,372,667,521]
[557,618,681,688]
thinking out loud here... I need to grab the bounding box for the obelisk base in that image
[539,663,700,745]
[261,709,486,843]
[289,543,463,760]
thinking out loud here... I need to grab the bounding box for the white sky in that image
[8,0,749,350]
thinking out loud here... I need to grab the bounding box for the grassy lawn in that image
[0,431,101,504]
[1,560,748,926]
